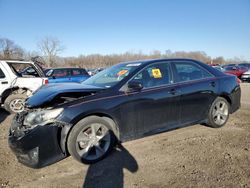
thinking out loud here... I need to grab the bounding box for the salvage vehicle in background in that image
[9,58,241,168]
[241,70,250,82]
[46,68,90,83]
[223,65,248,78]
[0,60,48,113]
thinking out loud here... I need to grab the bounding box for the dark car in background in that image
[239,63,250,70]
[9,58,241,168]
[46,68,90,83]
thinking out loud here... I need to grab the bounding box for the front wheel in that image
[207,97,230,128]
[67,116,116,164]
[4,94,27,113]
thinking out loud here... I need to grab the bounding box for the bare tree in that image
[0,38,24,59]
[212,56,225,65]
[37,36,64,67]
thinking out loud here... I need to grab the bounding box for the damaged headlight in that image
[24,108,64,127]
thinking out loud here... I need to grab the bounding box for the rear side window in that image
[72,69,89,76]
[0,68,5,78]
[72,69,81,76]
[174,62,213,82]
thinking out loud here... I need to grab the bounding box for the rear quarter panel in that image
[14,78,44,92]
[217,75,241,113]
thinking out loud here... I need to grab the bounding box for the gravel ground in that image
[0,84,250,188]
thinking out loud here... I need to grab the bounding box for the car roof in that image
[121,58,197,64]
[48,67,85,70]
[0,60,35,64]
[120,58,201,66]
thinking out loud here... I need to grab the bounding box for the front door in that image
[120,61,181,140]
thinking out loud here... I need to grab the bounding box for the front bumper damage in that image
[8,113,70,168]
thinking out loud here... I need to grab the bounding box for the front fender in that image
[59,111,121,154]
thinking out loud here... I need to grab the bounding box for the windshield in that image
[82,63,140,88]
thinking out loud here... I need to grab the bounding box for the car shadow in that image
[0,108,9,124]
[82,144,138,188]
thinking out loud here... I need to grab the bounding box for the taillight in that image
[43,79,49,85]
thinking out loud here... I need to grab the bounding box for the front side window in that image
[174,62,213,82]
[0,68,5,78]
[132,62,171,88]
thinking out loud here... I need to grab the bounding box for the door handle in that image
[1,81,8,84]
[210,81,216,87]
[168,88,177,95]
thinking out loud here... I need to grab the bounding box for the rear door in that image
[0,64,11,98]
[172,61,218,124]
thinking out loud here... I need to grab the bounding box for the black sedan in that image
[9,58,241,168]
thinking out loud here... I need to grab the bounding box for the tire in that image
[206,97,230,128]
[67,116,116,164]
[4,93,27,114]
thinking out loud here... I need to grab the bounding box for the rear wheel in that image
[4,94,27,113]
[67,116,116,164]
[207,97,230,128]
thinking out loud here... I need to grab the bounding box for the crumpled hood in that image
[26,83,103,108]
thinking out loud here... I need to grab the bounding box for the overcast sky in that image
[0,0,249,60]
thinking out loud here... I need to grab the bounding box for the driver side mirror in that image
[127,80,143,92]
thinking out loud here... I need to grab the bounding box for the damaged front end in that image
[8,83,104,168]
[8,108,70,168]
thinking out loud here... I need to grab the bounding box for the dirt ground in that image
[0,84,250,188]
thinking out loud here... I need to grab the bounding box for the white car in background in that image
[241,70,250,83]
[0,60,48,113]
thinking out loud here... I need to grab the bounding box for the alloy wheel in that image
[212,100,229,126]
[9,99,25,113]
[75,123,111,161]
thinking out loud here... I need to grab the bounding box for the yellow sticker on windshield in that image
[152,68,162,78]
[117,70,128,76]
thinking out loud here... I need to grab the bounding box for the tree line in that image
[0,37,248,69]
